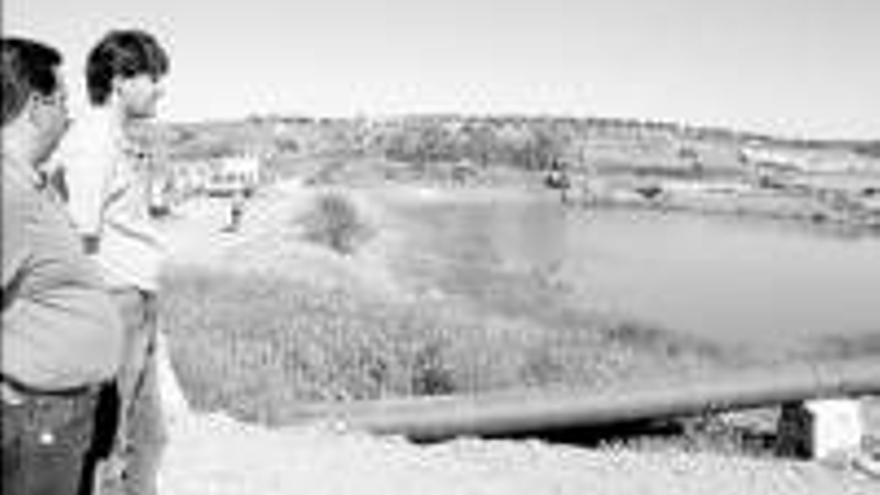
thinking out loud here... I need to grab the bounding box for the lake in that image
[408,196,880,355]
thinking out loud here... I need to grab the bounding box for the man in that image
[50,29,170,495]
[1,36,124,495]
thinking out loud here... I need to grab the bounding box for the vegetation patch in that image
[298,191,375,255]
[160,264,733,427]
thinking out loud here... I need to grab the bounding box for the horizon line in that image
[158,111,879,144]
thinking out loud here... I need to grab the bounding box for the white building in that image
[204,154,262,197]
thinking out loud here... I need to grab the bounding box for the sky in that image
[5,0,879,139]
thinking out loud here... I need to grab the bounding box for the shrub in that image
[299,191,373,255]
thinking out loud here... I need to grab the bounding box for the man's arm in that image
[2,181,29,292]
[54,135,111,250]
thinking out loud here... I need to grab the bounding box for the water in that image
[417,198,880,352]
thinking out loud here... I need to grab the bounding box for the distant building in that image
[740,146,803,173]
[204,154,262,197]
[161,152,264,205]
[162,158,213,203]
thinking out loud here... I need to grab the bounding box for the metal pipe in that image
[291,357,880,441]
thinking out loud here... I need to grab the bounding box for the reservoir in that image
[409,197,880,355]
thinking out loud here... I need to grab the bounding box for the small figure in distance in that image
[545,157,572,204]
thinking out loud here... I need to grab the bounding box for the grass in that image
[160,267,512,423]
[159,265,784,457]
[160,262,736,427]
[595,413,781,458]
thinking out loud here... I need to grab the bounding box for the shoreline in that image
[299,153,880,234]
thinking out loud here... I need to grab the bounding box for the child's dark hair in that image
[86,29,169,105]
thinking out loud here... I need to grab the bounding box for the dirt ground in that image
[157,411,878,495]
[155,179,879,494]
[155,342,880,495]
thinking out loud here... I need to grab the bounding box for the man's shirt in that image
[50,110,166,292]
[2,158,123,390]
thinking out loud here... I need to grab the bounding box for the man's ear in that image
[111,76,127,100]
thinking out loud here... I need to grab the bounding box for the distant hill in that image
[152,115,879,175]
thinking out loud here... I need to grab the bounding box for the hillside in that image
[150,114,879,174]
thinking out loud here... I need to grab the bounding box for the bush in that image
[299,191,373,255]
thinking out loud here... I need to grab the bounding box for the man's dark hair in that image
[1,37,63,126]
[86,29,169,105]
